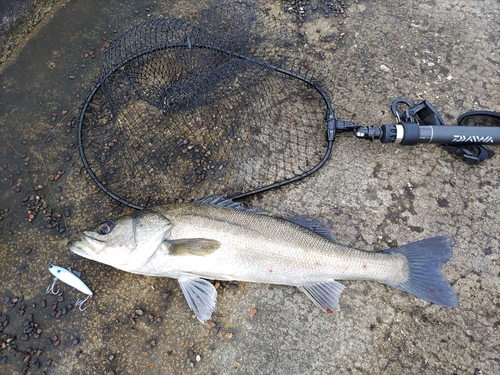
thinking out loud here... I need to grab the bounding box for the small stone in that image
[135,309,144,316]
[54,340,60,347]
[73,338,80,345]
[20,333,29,341]
[250,308,257,318]
[41,300,46,308]
[109,354,115,360]
[196,354,201,362]
[226,332,233,339]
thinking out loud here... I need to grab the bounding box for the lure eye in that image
[97,221,115,235]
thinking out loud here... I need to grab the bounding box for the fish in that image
[68,196,458,322]
[46,264,93,311]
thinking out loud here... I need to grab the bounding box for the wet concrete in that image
[1,0,499,374]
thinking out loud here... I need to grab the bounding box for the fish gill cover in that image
[77,1,335,208]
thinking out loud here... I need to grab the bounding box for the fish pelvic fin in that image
[178,276,217,323]
[383,236,458,308]
[299,280,345,313]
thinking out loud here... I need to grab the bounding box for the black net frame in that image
[77,2,336,209]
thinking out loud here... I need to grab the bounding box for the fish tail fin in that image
[383,236,458,308]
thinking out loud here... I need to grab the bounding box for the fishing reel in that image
[337,98,500,165]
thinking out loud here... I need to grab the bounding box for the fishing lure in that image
[46,264,93,311]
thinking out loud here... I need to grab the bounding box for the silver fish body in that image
[69,197,458,322]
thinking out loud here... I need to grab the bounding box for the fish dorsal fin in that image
[196,195,258,213]
[168,238,220,256]
[283,217,337,242]
[178,276,217,323]
[298,280,345,313]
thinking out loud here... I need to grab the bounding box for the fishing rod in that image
[331,98,500,165]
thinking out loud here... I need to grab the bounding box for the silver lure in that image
[46,264,93,311]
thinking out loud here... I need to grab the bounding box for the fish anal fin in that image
[178,276,217,323]
[283,217,337,242]
[299,280,345,313]
[169,238,220,256]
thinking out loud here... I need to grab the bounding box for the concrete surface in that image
[1,0,499,374]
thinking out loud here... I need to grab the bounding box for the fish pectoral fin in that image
[178,276,217,323]
[298,280,345,313]
[168,238,220,256]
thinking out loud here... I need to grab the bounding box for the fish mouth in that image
[68,236,96,259]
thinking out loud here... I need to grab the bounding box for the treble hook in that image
[46,277,60,295]
[75,294,92,311]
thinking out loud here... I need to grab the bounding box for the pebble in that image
[41,300,46,308]
[73,338,80,345]
[250,308,258,318]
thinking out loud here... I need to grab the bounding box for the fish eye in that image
[97,221,115,235]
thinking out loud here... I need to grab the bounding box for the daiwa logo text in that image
[452,135,494,143]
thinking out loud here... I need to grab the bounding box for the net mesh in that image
[78,1,335,208]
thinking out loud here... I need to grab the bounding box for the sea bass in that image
[68,197,458,322]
